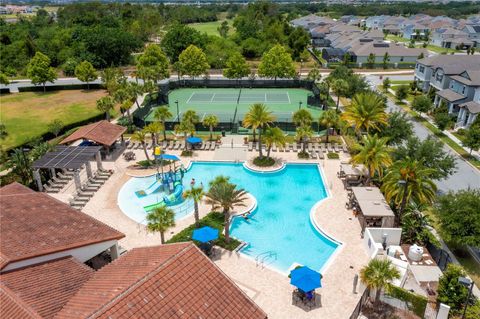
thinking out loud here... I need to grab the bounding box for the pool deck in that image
[50,136,369,319]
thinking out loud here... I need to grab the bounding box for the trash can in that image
[222,130,226,137]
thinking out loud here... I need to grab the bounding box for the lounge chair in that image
[43,184,59,193]
[310,151,318,159]
[127,141,134,150]
[179,141,186,150]
[317,150,324,159]
[52,176,69,185]
[342,144,348,153]
[248,142,253,152]
[47,180,63,189]
[272,144,277,152]
[171,141,178,150]
[327,143,333,152]
[284,143,290,152]
[210,142,217,150]
[307,143,313,152]
[292,143,298,152]
[333,143,340,153]
[313,142,320,151]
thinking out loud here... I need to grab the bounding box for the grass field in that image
[188,19,234,37]
[145,88,320,123]
[0,90,109,150]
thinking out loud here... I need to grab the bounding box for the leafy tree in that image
[100,67,124,95]
[382,52,390,69]
[136,44,170,83]
[392,136,456,180]
[174,120,195,150]
[360,258,400,305]
[6,149,33,185]
[26,52,57,92]
[296,125,314,153]
[412,94,433,114]
[463,124,480,154]
[401,206,437,246]
[377,111,413,146]
[0,73,9,85]
[96,96,115,122]
[202,114,219,141]
[47,119,63,137]
[382,77,391,93]
[127,82,144,109]
[217,20,229,38]
[0,123,8,140]
[366,53,376,69]
[205,177,248,243]
[395,85,409,101]
[263,126,286,158]
[287,27,310,60]
[183,186,205,227]
[331,79,349,110]
[292,109,313,127]
[131,129,150,161]
[437,264,469,312]
[319,109,339,143]
[258,45,296,81]
[307,66,322,82]
[74,61,97,89]
[223,52,250,81]
[178,45,210,79]
[153,107,172,141]
[243,103,275,158]
[205,37,239,69]
[146,206,176,244]
[342,52,351,66]
[434,189,480,247]
[351,135,392,185]
[434,112,453,131]
[342,92,388,134]
[161,24,207,62]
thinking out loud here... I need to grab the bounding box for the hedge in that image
[387,285,428,317]
[17,83,102,92]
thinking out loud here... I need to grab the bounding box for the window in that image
[462,86,466,95]
[418,66,425,73]
[400,57,404,62]
[435,72,444,83]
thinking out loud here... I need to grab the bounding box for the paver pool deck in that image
[50,136,369,319]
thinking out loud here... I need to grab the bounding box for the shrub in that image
[298,151,309,159]
[253,156,275,167]
[387,285,428,317]
[137,160,154,168]
[437,264,469,311]
[327,152,339,159]
[181,150,193,157]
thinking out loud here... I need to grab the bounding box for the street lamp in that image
[298,101,303,110]
[458,276,474,319]
[175,100,180,124]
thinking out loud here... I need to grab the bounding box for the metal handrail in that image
[255,250,278,267]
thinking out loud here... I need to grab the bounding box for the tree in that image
[161,24,207,63]
[307,66,322,82]
[146,206,176,244]
[382,52,390,69]
[366,53,376,69]
[74,61,97,90]
[434,112,453,131]
[292,109,313,127]
[202,114,219,141]
[258,45,296,81]
[131,130,150,161]
[0,123,7,140]
[174,120,195,150]
[351,135,392,185]
[6,148,33,185]
[223,52,250,81]
[342,52,351,66]
[26,51,57,92]
[100,67,124,95]
[144,122,163,146]
[401,206,437,246]
[319,109,339,143]
[178,45,210,79]
[382,157,437,221]
[463,124,480,154]
[377,111,413,146]
[96,96,115,122]
[205,177,248,243]
[392,136,456,180]
[136,44,170,83]
[217,20,229,38]
[263,127,286,158]
[183,186,205,227]
[47,119,63,137]
[288,27,310,60]
[342,92,388,134]
[434,189,480,247]
[395,85,409,101]
[331,79,349,111]
[0,72,9,85]
[242,103,275,158]
[360,258,400,305]
[437,264,470,312]
[153,107,172,141]
[411,95,433,114]
[127,82,144,109]
[382,77,391,93]
[296,125,314,153]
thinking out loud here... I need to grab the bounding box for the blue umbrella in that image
[186,136,202,144]
[290,266,322,292]
[192,226,219,243]
[155,154,180,161]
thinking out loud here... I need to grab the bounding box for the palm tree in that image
[127,82,144,108]
[131,130,150,161]
[342,92,388,135]
[351,134,392,185]
[292,109,313,127]
[202,114,219,141]
[146,206,176,244]
[242,103,275,158]
[381,157,437,222]
[205,177,248,243]
[153,106,172,141]
[144,122,163,146]
[174,120,195,150]
[7,148,32,185]
[183,186,205,227]
[96,96,115,121]
[319,109,339,143]
[331,78,349,111]
[263,127,286,158]
[360,258,400,305]
[296,125,314,153]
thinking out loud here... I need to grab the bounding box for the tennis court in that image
[145,88,322,123]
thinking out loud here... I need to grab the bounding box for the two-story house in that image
[434,70,480,115]
[462,25,480,48]
[453,71,480,128]
[431,28,473,49]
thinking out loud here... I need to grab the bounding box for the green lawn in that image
[188,19,234,37]
[385,35,461,54]
[0,90,109,150]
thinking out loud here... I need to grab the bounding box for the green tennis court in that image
[145,88,322,122]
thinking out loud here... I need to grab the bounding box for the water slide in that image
[143,182,184,212]
[135,179,163,198]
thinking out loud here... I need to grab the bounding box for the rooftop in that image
[32,145,102,170]
[417,55,480,75]
[60,120,126,146]
[436,89,466,102]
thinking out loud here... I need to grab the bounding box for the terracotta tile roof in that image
[1,257,94,319]
[56,243,267,319]
[60,120,126,146]
[0,183,125,270]
[0,284,41,319]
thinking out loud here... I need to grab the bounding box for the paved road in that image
[367,74,480,193]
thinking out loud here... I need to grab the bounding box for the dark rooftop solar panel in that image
[472,25,480,32]
[32,146,102,170]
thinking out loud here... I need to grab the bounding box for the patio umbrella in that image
[155,153,180,161]
[290,266,322,292]
[186,136,202,144]
[192,226,219,243]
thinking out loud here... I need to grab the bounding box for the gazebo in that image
[351,186,395,233]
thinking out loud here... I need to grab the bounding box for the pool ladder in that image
[255,251,277,269]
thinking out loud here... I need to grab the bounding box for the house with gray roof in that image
[462,25,480,48]
[431,28,474,49]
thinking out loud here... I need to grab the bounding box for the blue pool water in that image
[118,162,339,273]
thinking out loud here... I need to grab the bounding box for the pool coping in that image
[242,160,286,174]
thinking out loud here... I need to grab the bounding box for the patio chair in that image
[52,176,69,185]
[179,141,186,150]
[210,142,217,150]
[317,150,324,160]
[284,143,290,152]
[126,141,134,150]
[333,143,340,153]
[292,143,298,152]
[171,141,179,150]
[313,142,320,151]
[327,143,333,152]
[43,184,59,193]
[248,142,253,151]
[47,180,63,189]
[310,151,318,159]
[307,143,313,152]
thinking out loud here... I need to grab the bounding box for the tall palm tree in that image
[96,96,115,121]
[360,258,400,305]
[183,186,205,227]
[263,127,286,158]
[153,106,172,141]
[319,109,339,143]
[242,103,275,158]
[202,114,219,141]
[296,125,314,153]
[342,92,388,135]
[331,78,349,111]
[146,206,176,244]
[292,109,313,127]
[144,122,163,146]
[127,82,144,108]
[351,134,392,185]
[382,157,437,222]
[205,177,248,243]
[131,130,150,161]
[174,120,195,150]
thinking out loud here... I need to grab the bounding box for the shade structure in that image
[186,137,202,144]
[192,226,219,243]
[290,266,322,292]
[155,154,180,161]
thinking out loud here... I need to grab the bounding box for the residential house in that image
[349,42,426,66]
[457,88,480,128]
[403,23,430,40]
[431,28,474,49]
[462,25,480,48]
[365,15,388,30]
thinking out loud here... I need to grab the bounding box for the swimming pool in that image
[118,162,340,273]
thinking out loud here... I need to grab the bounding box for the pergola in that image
[351,186,395,232]
[32,146,103,192]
